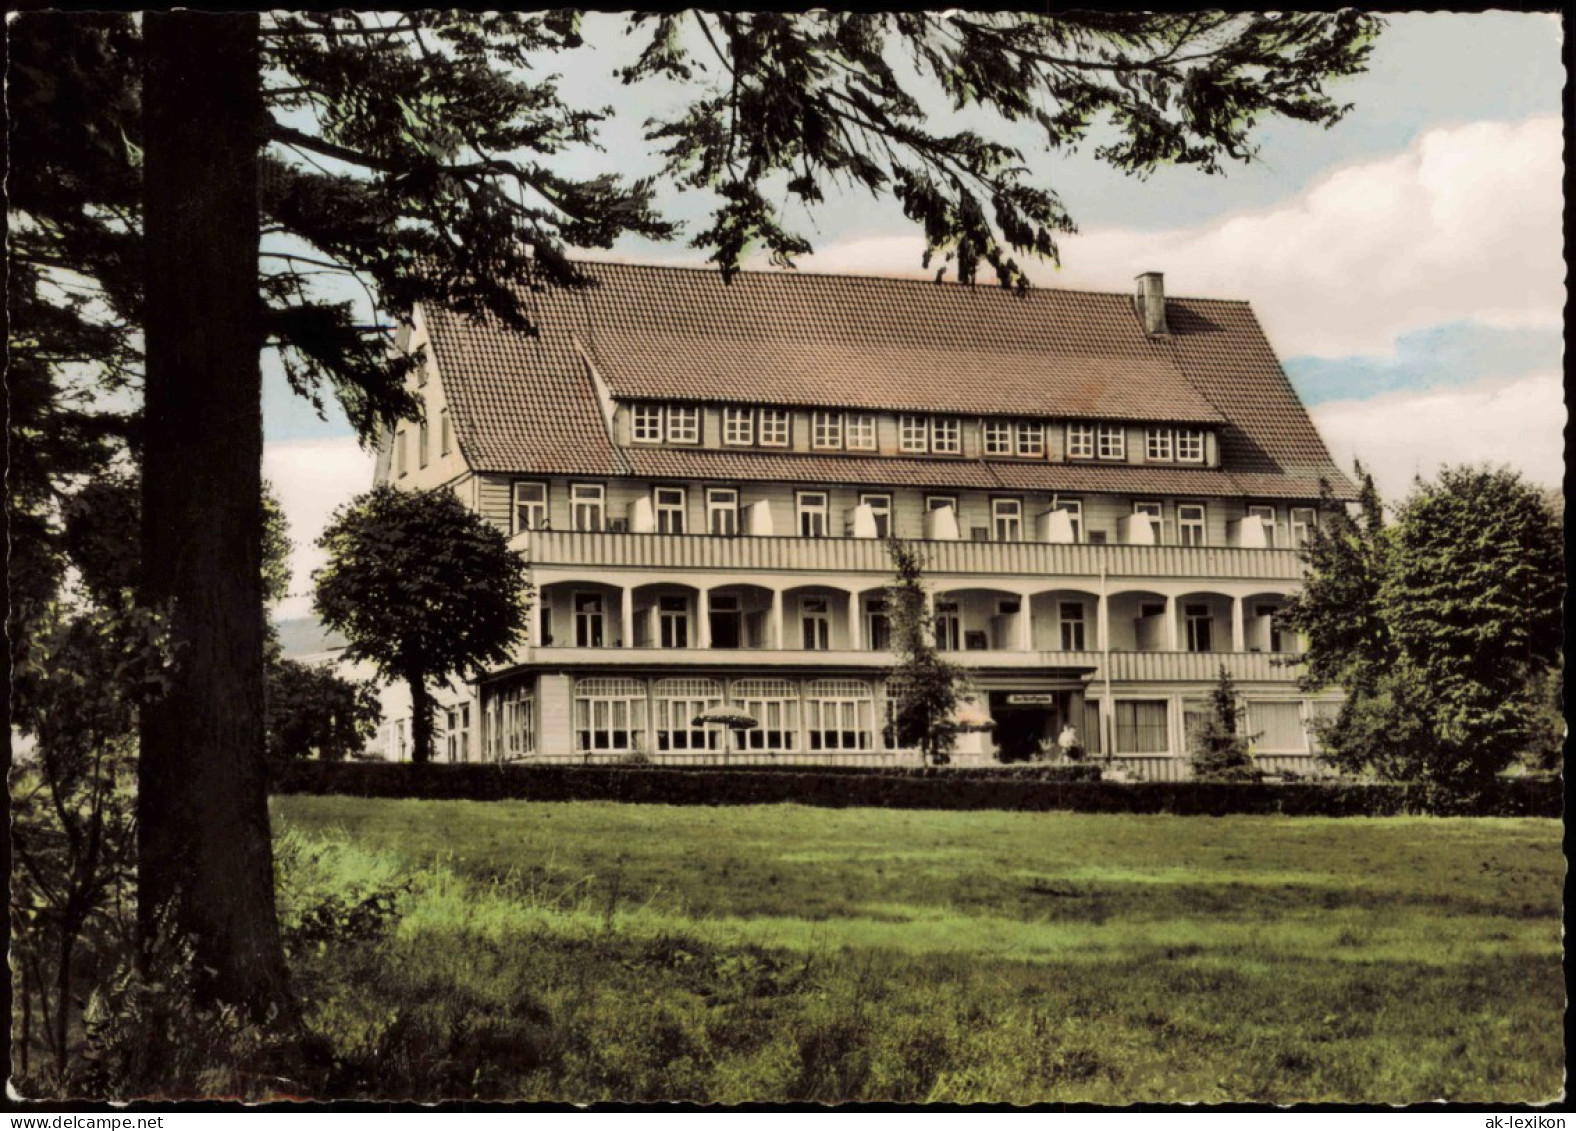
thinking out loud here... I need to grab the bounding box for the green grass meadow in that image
[272,797,1564,1104]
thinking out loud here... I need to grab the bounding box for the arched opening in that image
[538,579,623,648]
[1107,589,1167,652]
[631,581,702,649]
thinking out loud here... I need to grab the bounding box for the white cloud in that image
[800,116,1563,360]
[1309,368,1564,502]
[264,437,377,620]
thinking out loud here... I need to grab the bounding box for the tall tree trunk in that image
[408,671,434,764]
[139,13,289,1016]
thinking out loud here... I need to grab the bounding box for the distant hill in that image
[274,616,348,659]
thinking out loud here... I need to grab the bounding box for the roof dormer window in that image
[1097,424,1126,460]
[632,404,664,444]
[667,405,700,445]
[846,413,877,451]
[758,408,791,447]
[1016,423,1045,458]
[1176,428,1205,463]
[722,406,754,446]
[1067,424,1095,460]
[898,415,928,453]
[812,411,843,450]
[931,417,961,454]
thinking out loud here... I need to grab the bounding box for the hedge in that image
[273,761,1562,818]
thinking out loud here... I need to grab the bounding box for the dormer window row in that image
[620,402,1213,466]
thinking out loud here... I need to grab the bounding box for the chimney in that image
[1134,271,1167,336]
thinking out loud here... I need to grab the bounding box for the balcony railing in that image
[515,529,1304,581]
[510,644,1299,683]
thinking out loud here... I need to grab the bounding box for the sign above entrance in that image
[1005,693,1057,705]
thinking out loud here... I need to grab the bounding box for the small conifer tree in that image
[1188,666,1261,781]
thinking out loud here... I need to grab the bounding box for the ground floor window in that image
[490,686,534,761]
[804,679,874,750]
[574,677,647,753]
[1247,700,1307,754]
[731,679,798,750]
[654,678,722,751]
[1304,699,1341,753]
[1115,699,1169,754]
[445,703,473,762]
[1083,700,1103,755]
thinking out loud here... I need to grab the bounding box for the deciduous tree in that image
[314,486,530,765]
[1281,465,1564,787]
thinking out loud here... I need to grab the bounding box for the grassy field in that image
[272,797,1564,1104]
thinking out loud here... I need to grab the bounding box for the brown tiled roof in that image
[425,260,1353,498]
[1164,299,1356,497]
[422,300,629,478]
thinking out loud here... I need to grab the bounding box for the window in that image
[733,679,798,750]
[658,594,690,649]
[512,481,548,533]
[722,406,754,446]
[1059,602,1086,650]
[709,593,741,649]
[797,491,830,538]
[707,488,738,536]
[1185,602,1213,652]
[492,687,533,761]
[1257,603,1288,653]
[865,598,891,651]
[1115,700,1168,754]
[931,417,961,454]
[1145,427,1173,462]
[926,495,957,512]
[812,411,843,449]
[758,408,790,447]
[654,486,687,534]
[632,404,664,443]
[570,483,605,531]
[934,599,961,651]
[418,418,429,468]
[1097,424,1126,460]
[1176,428,1205,463]
[1055,499,1084,543]
[1247,700,1305,754]
[860,493,892,539]
[899,415,928,453]
[654,678,722,751]
[667,405,700,445]
[574,592,606,648]
[1067,424,1095,460]
[845,413,877,450]
[983,420,1013,455]
[1290,507,1317,548]
[440,407,452,455]
[992,498,1023,541]
[1016,423,1045,458]
[1178,503,1206,547]
[801,595,831,650]
[804,679,874,750]
[1133,501,1162,540]
[1247,504,1277,547]
[394,429,408,476]
[573,677,647,754]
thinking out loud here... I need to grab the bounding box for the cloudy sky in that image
[266,12,1564,619]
